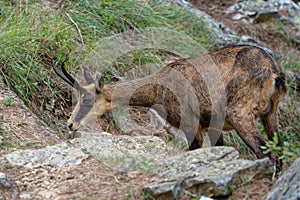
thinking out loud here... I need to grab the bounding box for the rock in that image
[265,157,300,200]
[225,0,300,24]
[115,158,136,174]
[199,197,214,200]
[3,131,168,171]
[0,172,6,179]
[226,4,241,14]
[69,131,168,164]
[4,142,89,168]
[232,13,247,21]
[0,136,3,146]
[244,10,257,16]
[143,147,275,199]
[0,172,13,188]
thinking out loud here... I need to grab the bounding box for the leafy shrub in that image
[261,133,300,169]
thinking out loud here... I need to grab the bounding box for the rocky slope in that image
[1,0,299,199]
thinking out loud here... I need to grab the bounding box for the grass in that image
[2,97,15,107]
[0,128,14,149]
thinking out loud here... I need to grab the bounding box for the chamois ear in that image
[95,73,104,93]
[82,66,94,85]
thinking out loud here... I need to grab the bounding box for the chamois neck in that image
[103,78,158,109]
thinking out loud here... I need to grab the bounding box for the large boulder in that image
[144,147,275,199]
[265,157,300,200]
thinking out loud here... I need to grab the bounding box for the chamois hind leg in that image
[260,109,282,146]
[208,128,224,146]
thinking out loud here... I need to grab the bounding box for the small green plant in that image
[141,191,155,200]
[2,97,15,107]
[228,184,234,194]
[24,142,35,147]
[135,156,161,173]
[5,163,12,170]
[261,133,300,168]
[0,128,14,149]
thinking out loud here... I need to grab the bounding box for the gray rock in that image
[0,172,12,188]
[232,13,247,21]
[265,157,300,200]
[115,158,136,174]
[0,135,3,146]
[3,131,168,171]
[226,4,242,14]
[226,0,300,24]
[69,131,168,171]
[0,172,6,179]
[143,147,275,199]
[4,142,89,168]
[244,10,257,16]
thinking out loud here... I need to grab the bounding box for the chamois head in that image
[53,59,111,131]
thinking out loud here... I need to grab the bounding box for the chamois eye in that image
[82,94,94,105]
[82,99,92,105]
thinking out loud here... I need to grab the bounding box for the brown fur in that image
[56,45,286,167]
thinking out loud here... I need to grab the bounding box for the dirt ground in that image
[0,157,156,200]
[1,0,299,199]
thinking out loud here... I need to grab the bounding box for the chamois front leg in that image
[226,109,268,159]
[227,108,282,170]
[260,110,283,171]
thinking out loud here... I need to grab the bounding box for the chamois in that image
[53,45,286,166]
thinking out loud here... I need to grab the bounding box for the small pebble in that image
[0,172,6,179]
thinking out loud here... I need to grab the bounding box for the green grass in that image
[2,97,15,107]
[0,128,14,149]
